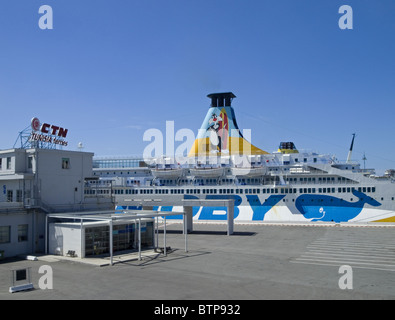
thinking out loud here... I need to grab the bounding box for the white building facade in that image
[0,148,113,259]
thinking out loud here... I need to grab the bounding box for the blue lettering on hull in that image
[115,205,142,212]
[198,195,242,220]
[158,205,200,220]
[247,195,285,220]
[117,194,286,221]
[116,190,381,223]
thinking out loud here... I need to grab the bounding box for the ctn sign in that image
[29,117,69,146]
[31,117,68,138]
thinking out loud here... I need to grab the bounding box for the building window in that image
[18,224,28,242]
[7,190,13,202]
[28,156,33,169]
[0,226,11,244]
[0,158,2,170]
[16,190,22,202]
[62,158,70,169]
[7,157,11,170]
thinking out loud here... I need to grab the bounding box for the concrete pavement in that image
[1,222,395,300]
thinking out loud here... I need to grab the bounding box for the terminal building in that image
[0,118,114,259]
[47,214,154,258]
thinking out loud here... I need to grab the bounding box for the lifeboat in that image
[189,165,224,178]
[151,165,184,179]
[231,166,267,177]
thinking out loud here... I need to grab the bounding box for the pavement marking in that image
[290,231,395,272]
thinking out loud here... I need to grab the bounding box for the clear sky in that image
[1,0,394,174]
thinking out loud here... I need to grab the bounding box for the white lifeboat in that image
[189,165,224,178]
[231,166,266,177]
[151,164,184,179]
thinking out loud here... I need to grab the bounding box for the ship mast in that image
[346,133,356,164]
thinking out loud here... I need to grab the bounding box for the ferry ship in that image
[90,92,395,223]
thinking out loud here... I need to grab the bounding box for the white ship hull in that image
[117,181,395,223]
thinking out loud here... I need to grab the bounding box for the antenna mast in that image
[362,152,367,170]
[346,133,356,164]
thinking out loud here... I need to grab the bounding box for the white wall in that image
[0,212,33,258]
[49,223,82,257]
[34,149,93,209]
[0,147,107,258]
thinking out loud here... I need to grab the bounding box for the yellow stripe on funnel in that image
[188,137,268,157]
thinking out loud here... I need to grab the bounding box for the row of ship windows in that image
[151,177,349,183]
[97,186,377,195]
[158,177,351,185]
[92,176,351,183]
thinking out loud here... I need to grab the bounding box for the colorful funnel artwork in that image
[188,92,268,157]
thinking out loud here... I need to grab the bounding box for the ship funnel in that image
[188,92,268,157]
[208,92,235,107]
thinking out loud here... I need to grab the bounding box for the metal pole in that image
[164,216,167,257]
[227,200,234,236]
[156,216,159,249]
[45,215,48,254]
[184,213,188,253]
[81,218,83,258]
[32,211,35,254]
[109,219,113,266]
[138,218,141,261]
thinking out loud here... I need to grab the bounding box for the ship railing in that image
[84,181,113,188]
[355,168,375,175]
[335,160,360,165]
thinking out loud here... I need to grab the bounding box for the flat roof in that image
[47,209,185,222]
[50,218,154,228]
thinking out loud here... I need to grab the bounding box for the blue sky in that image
[1,0,394,174]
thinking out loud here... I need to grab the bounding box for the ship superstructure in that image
[88,93,395,223]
